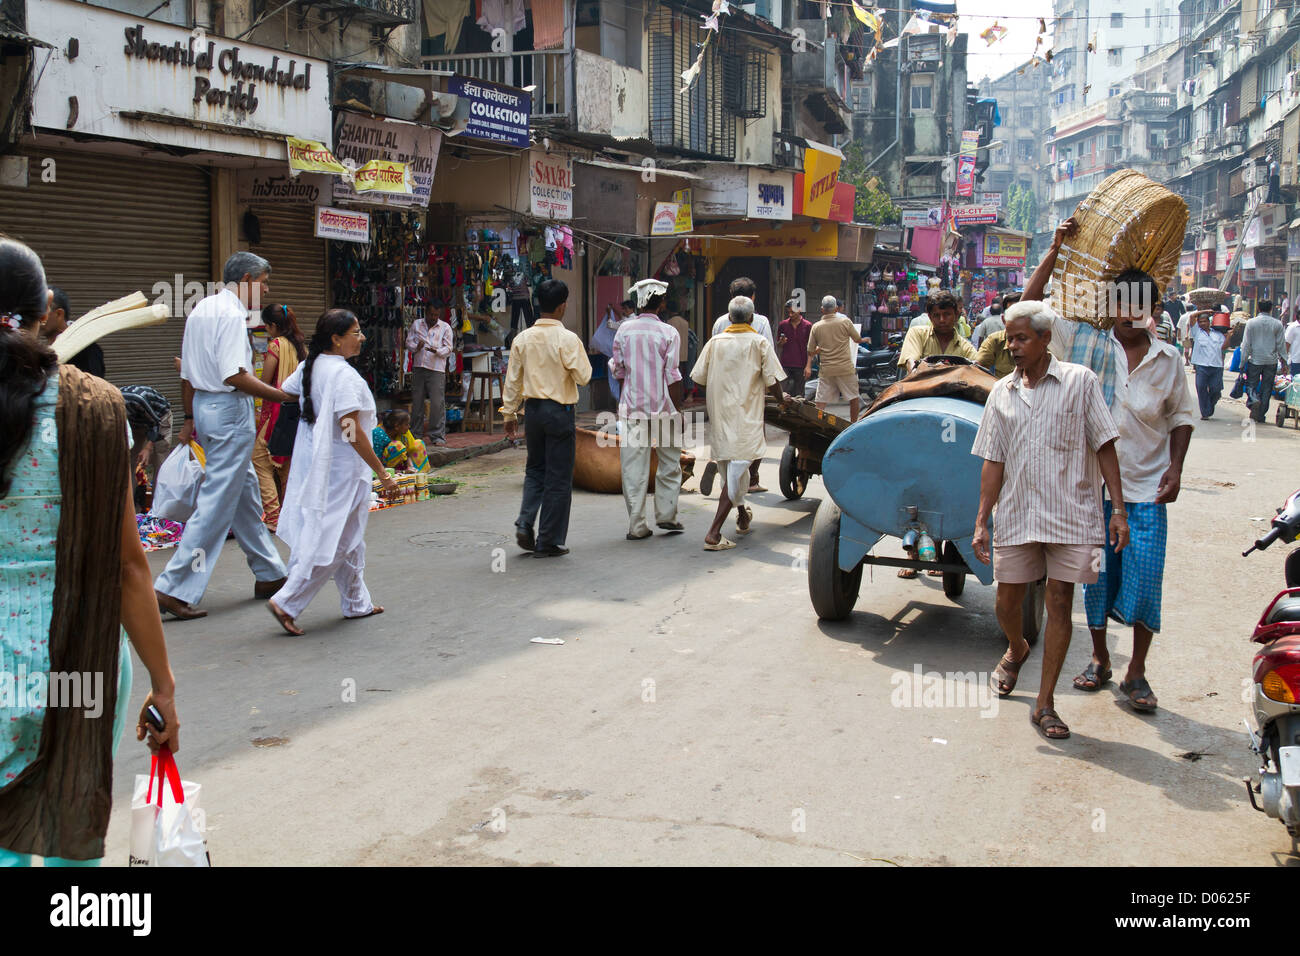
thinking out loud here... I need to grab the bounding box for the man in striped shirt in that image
[610,278,684,540]
[971,300,1128,742]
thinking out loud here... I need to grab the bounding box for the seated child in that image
[373,409,429,473]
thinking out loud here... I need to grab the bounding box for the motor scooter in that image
[1240,488,1300,841]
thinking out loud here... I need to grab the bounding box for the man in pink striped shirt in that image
[610,279,685,540]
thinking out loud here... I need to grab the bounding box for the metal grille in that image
[722,40,768,119]
[648,7,736,160]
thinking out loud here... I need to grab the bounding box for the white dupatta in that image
[278,354,376,568]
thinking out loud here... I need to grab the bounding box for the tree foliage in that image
[839,142,902,225]
[1006,183,1038,234]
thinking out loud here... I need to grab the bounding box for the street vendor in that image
[897,291,978,374]
[1024,216,1197,715]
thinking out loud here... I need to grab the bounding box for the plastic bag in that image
[129,748,210,867]
[151,442,205,522]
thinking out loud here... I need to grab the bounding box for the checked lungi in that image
[1083,500,1168,633]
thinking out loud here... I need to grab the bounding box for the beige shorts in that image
[815,373,859,403]
[993,542,1102,584]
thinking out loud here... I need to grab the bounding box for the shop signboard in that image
[529,150,573,219]
[977,191,1003,208]
[952,203,998,226]
[237,170,332,205]
[1289,229,1300,261]
[353,159,412,194]
[746,168,793,220]
[332,111,441,208]
[700,221,838,259]
[27,0,332,159]
[901,208,943,228]
[672,189,694,232]
[800,145,842,220]
[314,206,370,243]
[1254,244,1286,279]
[1197,249,1213,273]
[955,130,979,198]
[651,202,681,235]
[1179,252,1195,286]
[982,233,1028,267]
[827,182,855,223]
[694,165,748,218]
[447,75,531,148]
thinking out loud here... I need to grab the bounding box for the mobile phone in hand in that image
[145,704,165,732]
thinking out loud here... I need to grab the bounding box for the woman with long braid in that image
[268,309,398,635]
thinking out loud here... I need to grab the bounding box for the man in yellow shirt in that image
[897,291,978,374]
[975,292,1022,378]
[501,279,593,557]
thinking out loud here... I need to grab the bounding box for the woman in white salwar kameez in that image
[267,309,399,635]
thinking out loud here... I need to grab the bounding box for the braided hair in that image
[300,308,358,425]
[0,235,58,498]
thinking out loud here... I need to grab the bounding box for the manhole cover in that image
[408,530,509,550]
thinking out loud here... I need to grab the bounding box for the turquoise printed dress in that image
[0,376,60,787]
[0,375,132,865]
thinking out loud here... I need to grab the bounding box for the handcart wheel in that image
[779,444,807,500]
[1021,578,1045,646]
[808,500,863,621]
[941,540,966,599]
[1277,402,1288,428]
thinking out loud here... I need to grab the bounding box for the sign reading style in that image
[529,150,573,219]
[314,206,371,243]
[801,145,843,220]
[448,75,531,148]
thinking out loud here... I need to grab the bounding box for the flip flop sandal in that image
[735,506,753,535]
[1119,677,1158,712]
[991,645,1032,697]
[1073,661,1113,692]
[267,599,304,636]
[345,606,385,620]
[1031,707,1071,740]
[897,567,918,579]
[703,537,737,551]
[656,521,685,532]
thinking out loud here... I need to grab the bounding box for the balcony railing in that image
[304,0,417,27]
[422,49,572,121]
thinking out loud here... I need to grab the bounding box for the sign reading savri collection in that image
[448,75,531,148]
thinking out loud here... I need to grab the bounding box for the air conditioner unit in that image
[1226,126,1246,144]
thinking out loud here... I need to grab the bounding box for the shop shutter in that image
[0,147,209,411]
[803,261,848,309]
[246,205,327,336]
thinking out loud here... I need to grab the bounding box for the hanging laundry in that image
[530,0,565,49]
[423,0,472,54]
[477,0,526,37]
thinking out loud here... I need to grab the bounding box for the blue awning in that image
[912,0,958,14]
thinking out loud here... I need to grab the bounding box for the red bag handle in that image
[145,745,185,807]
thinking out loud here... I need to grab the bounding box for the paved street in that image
[105,381,1299,866]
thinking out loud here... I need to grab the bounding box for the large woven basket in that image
[1049,170,1188,330]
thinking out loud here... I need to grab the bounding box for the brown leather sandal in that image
[990,645,1032,697]
[1031,707,1071,740]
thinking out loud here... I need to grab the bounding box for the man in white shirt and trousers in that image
[155,252,292,620]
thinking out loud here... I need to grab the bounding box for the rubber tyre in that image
[779,444,807,500]
[808,500,863,621]
[941,540,966,599]
[1021,578,1046,646]
[1277,402,1288,427]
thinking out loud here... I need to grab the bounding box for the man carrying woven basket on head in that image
[1021,217,1197,715]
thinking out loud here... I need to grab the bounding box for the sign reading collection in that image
[123,24,313,116]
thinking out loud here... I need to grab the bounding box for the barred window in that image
[648,6,738,160]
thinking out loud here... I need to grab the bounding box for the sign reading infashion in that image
[448,75,531,148]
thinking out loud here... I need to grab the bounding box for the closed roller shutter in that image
[802,261,848,310]
[1243,65,1258,116]
[0,147,209,411]
[246,205,327,335]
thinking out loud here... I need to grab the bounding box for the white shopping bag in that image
[129,748,210,867]
[150,442,205,523]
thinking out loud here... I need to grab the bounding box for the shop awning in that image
[576,157,704,180]
[0,26,54,48]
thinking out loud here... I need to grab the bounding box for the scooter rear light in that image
[1260,662,1300,704]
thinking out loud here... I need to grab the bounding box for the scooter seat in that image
[1265,593,1300,625]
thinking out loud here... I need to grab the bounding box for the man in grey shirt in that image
[1242,299,1287,423]
[970,302,1005,349]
